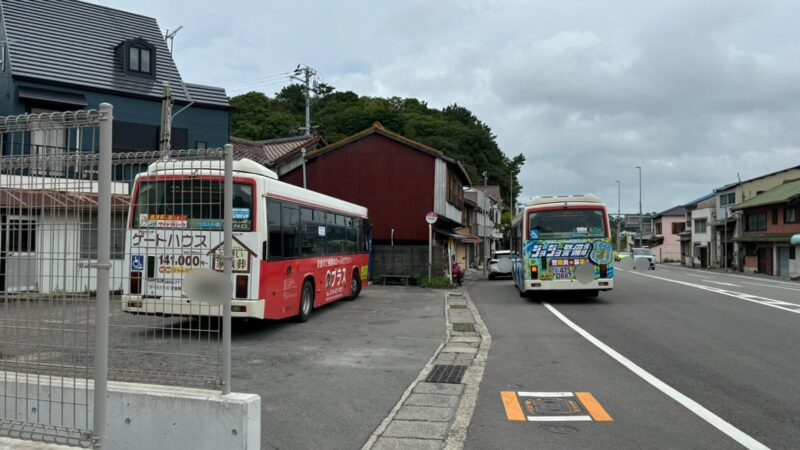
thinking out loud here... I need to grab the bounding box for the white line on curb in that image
[543,302,770,450]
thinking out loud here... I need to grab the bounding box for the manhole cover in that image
[426,364,467,384]
[524,398,584,416]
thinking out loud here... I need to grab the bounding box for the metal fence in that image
[108,148,230,389]
[0,105,234,448]
[0,107,110,447]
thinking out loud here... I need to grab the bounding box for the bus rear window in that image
[529,209,606,239]
[133,179,253,231]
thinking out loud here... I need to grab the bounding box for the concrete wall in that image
[373,243,446,279]
[1,372,260,450]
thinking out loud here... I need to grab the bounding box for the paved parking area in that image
[230,285,446,449]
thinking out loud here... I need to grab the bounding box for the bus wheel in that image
[347,270,361,301]
[297,280,314,322]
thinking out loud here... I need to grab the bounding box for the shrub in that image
[417,276,453,289]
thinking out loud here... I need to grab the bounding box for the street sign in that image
[425,212,438,224]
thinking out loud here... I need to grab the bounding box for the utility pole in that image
[291,64,318,188]
[483,171,488,278]
[291,64,317,137]
[159,81,172,158]
[636,166,642,248]
[616,180,621,251]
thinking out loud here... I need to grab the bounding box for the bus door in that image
[264,200,301,318]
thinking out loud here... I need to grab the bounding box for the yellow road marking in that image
[500,391,526,421]
[575,392,613,422]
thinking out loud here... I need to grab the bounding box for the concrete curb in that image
[362,279,491,449]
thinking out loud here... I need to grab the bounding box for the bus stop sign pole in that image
[426,212,438,281]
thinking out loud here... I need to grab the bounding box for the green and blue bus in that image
[511,194,614,297]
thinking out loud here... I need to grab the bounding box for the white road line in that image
[631,271,800,315]
[685,273,710,279]
[742,282,800,293]
[542,302,770,450]
[517,392,573,397]
[704,281,741,287]
[667,266,800,288]
[527,415,593,422]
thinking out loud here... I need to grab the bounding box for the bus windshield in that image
[529,209,606,240]
[132,179,253,231]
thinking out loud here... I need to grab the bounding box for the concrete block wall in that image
[373,244,446,279]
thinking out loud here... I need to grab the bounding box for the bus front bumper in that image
[121,295,265,319]
[524,279,613,291]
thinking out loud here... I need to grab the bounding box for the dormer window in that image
[116,38,155,77]
[129,46,151,73]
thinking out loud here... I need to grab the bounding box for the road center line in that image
[630,271,800,315]
[685,273,710,278]
[542,302,770,450]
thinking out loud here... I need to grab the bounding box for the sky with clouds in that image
[112,0,800,213]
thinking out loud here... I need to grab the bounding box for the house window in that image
[129,46,152,73]
[784,208,796,224]
[719,192,736,206]
[746,213,766,231]
[80,215,126,259]
[655,223,662,235]
[671,222,686,234]
[693,219,707,233]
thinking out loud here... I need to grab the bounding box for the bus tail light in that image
[600,264,608,278]
[130,272,141,294]
[235,275,248,299]
[531,265,539,280]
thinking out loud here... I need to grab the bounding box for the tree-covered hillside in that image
[230,85,524,208]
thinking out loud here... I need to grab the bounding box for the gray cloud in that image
[112,0,800,212]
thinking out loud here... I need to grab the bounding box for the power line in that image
[226,78,293,96]
[225,72,291,89]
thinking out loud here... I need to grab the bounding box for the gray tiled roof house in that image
[0,0,229,154]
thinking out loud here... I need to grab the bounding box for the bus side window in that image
[282,204,299,258]
[267,200,282,259]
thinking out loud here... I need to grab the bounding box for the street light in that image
[616,180,621,251]
[636,166,642,248]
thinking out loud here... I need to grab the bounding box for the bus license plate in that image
[554,267,574,280]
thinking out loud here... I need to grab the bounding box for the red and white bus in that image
[122,158,370,322]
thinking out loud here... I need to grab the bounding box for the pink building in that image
[650,206,686,263]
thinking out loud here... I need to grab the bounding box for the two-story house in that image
[277,122,472,279]
[713,165,800,271]
[0,0,229,159]
[732,179,800,278]
[649,205,685,263]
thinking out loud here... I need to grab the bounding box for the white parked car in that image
[488,250,513,279]
[632,248,656,270]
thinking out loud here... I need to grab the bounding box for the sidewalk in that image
[363,273,490,450]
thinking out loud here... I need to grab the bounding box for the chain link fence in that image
[1,105,234,448]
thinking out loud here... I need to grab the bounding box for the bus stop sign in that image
[426,212,438,224]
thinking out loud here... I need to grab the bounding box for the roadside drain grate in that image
[450,304,468,309]
[453,322,475,332]
[524,398,584,416]
[426,364,467,384]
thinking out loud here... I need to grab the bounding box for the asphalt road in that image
[465,266,800,449]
